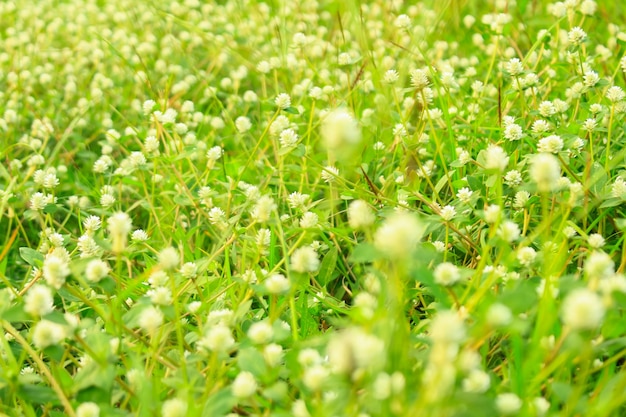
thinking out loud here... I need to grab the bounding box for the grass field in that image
[2,0,626,416]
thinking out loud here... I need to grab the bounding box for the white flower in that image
[561,288,605,330]
[138,306,164,334]
[434,262,461,286]
[107,212,132,253]
[374,212,425,259]
[320,109,361,150]
[158,247,180,270]
[76,402,100,417]
[248,321,274,344]
[291,246,319,273]
[348,200,375,229]
[496,393,522,415]
[85,259,110,283]
[486,303,513,327]
[232,371,257,398]
[568,27,587,45]
[32,320,66,349]
[587,233,605,249]
[279,128,299,148]
[462,369,490,393]
[517,247,537,266]
[265,273,290,294]
[530,153,561,192]
[275,93,291,109]
[303,365,329,391]
[199,325,234,353]
[251,195,277,223]
[299,212,319,229]
[235,116,252,133]
[42,254,70,290]
[24,285,54,316]
[483,144,509,172]
[161,398,187,417]
[430,310,465,345]
[497,221,521,242]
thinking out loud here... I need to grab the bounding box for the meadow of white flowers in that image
[1,0,626,415]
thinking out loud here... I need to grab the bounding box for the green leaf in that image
[202,388,236,416]
[17,384,60,405]
[173,193,193,206]
[282,106,299,114]
[317,248,338,287]
[349,243,381,263]
[238,347,268,378]
[43,204,59,214]
[19,248,44,267]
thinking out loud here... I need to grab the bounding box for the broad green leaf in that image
[317,248,338,287]
[19,248,44,267]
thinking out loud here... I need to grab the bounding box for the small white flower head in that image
[299,211,319,229]
[24,284,54,316]
[132,229,149,242]
[584,251,614,280]
[483,144,509,172]
[561,288,605,330]
[235,116,252,133]
[497,221,521,242]
[505,58,524,76]
[430,310,466,345]
[486,303,513,327]
[374,212,425,259]
[107,212,132,253]
[496,393,522,415]
[303,364,329,391]
[587,233,605,249]
[410,68,429,90]
[263,343,283,367]
[580,0,597,15]
[232,371,257,398]
[199,325,234,353]
[484,204,501,224]
[456,187,473,204]
[394,14,411,29]
[514,191,531,209]
[248,321,274,344]
[462,369,490,393]
[532,396,550,416]
[530,153,561,192]
[320,108,361,150]
[83,216,102,233]
[275,93,291,109]
[279,128,299,148]
[147,287,173,306]
[85,259,110,283]
[206,146,223,162]
[180,262,198,279]
[537,135,563,154]
[348,200,375,229]
[439,205,456,222]
[42,254,70,290]
[265,273,290,294]
[138,306,164,334]
[321,166,339,183]
[517,247,537,267]
[606,86,625,103]
[291,246,319,273]
[76,402,100,417]
[504,123,523,141]
[158,247,180,271]
[434,262,461,286]
[32,319,66,349]
[383,69,399,84]
[612,177,626,199]
[568,27,587,45]
[251,195,277,223]
[161,398,187,417]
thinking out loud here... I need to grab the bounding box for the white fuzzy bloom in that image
[248,321,274,344]
[279,128,299,148]
[434,262,461,286]
[430,310,466,345]
[517,247,537,266]
[303,365,329,391]
[85,259,110,283]
[584,251,614,280]
[568,27,587,45]
[158,247,180,270]
[42,254,70,289]
[561,288,605,330]
[138,306,164,334]
[483,144,509,172]
[263,343,284,367]
[462,369,490,393]
[606,86,625,103]
[530,153,561,192]
[321,166,339,183]
[320,109,361,150]
[107,212,132,253]
[275,93,291,109]
[291,246,319,273]
[32,320,66,349]
[180,262,198,278]
[147,287,173,306]
[497,221,521,242]
[265,273,290,294]
[24,285,54,316]
[199,325,234,353]
[299,212,319,229]
[235,116,252,133]
[348,200,375,229]
[486,303,513,327]
[505,58,524,76]
[588,233,605,249]
[251,195,277,223]
[76,402,100,417]
[374,212,424,259]
[161,398,187,417]
[232,371,257,398]
[496,393,522,415]
[537,135,563,154]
